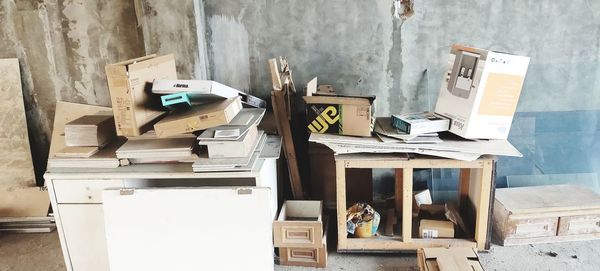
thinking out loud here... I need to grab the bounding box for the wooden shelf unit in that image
[335,154,496,252]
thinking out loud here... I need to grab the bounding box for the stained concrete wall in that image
[203,0,600,115]
[0,0,144,184]
[2,0,600,190]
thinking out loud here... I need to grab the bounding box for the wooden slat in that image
[267,58,282,91]
[343,238,477,251]
[458,168,471,210]
[336,160,348,250]
[395,169,403,217]
[402,168,414,243]
[271,91,304,199]
[384,208,396,236]
[343,158,485,169]
[472,160,493,250]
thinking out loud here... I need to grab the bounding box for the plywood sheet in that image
[496,184,600,214]
[102,187,274,271]
[0,58,49,217]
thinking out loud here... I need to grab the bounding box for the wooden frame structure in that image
[335,154,496,251]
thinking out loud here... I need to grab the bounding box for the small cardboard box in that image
[153,96,243,138]
[303,77,374,137]
[201,125,259,158]
[273,200,323,248]
[419,219,455,238]
[391,112,450,135]
[435,44,530,139]
[417,247,483,271]
[64,114,116,147]
[105,54,177,137]
[153,79,267,108]
[279,217,328,268]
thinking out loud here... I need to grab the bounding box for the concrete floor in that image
[2,232,600,271]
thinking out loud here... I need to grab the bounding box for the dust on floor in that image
[1,232,600,271]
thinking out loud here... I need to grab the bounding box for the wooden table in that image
[335,154,496,252]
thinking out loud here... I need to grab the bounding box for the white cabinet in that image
[58,205,110,271]
[45,158,278,271]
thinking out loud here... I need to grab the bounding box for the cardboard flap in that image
[110,54,158,67]
[306,77,318,96]
[128,54,175,71]
[423,247,482,271]
[303,95,372,106]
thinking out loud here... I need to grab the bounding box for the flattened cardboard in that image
[418,247,483,271]
[105,54,177,137]
[153,96,243,137]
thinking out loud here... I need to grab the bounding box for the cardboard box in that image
[417,247,483,271]
[152,79,266,108]
[279,217,328,268]
[273,200,323,248]
[105,54,177,137]
[201,125,259,158]
[303,77,374,137]
[419,219,454,238]
[391,112,449,135]
[434,44,530,139]
[153,96,243,138]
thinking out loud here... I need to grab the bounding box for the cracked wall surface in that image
[0,0,144,184]
[1,0,600,188]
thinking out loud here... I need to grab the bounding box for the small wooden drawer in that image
[505,217,558,239]
[53,179,123,204]
[273,201,323,248]
[558,215,600,236]
[279,218,328,268]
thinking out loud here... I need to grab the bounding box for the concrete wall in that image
[0,0,144,184]
[2,0,599,190]
[203,0,600,114]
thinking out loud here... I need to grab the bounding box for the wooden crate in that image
[417,247,483,271]
[335,154,496,251]
[273,201,323,248]
[493,184,600,246]
[279,218,328,268]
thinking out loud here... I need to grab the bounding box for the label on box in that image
[422,229,439,239]
[307,104,340,134]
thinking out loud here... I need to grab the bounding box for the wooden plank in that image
[384,208,396,236]
[471,160,493,250]
[458,168,470,210]
[343,238,477,251]
[272,91,304,199]
[501,232,600,246]
[343,158,485,169]
[495,184,600,214]
[336,160,348,250]
[395,169,404,217]
[402,168,414,243]
[267,58,282,91]
[0,58,49,217]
